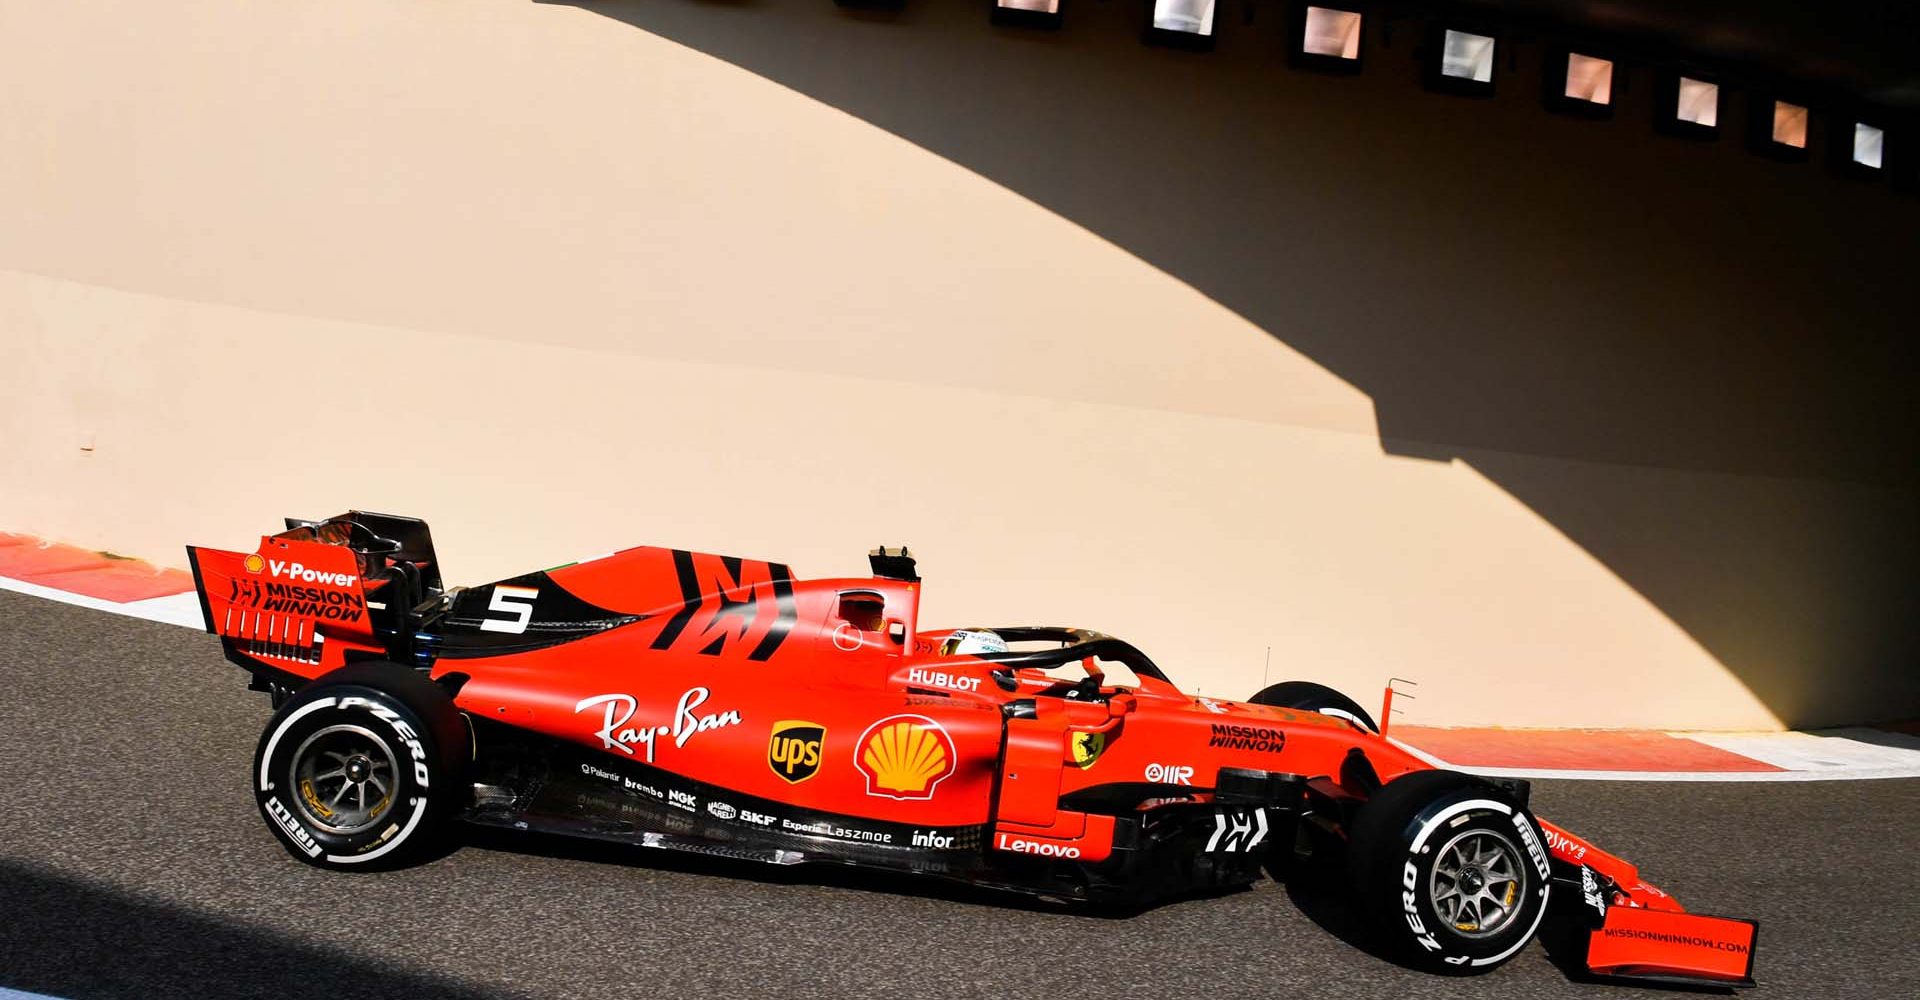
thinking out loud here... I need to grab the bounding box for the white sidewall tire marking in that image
[326,795,430,865]
[258,697,338,791]
[1399,794,1549,967]
[1318,707,1369,730]
[1408,798,1512,854]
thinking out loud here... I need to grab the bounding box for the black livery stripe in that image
[650,549,703,652]
[748,564,795,662]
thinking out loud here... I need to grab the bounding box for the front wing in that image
[1584,905,1758,988]
[1546,853,1758,988]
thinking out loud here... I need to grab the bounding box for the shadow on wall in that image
[539,0,1920,727]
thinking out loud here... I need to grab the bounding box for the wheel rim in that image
[288,724,399,836]
[1429,828,1528,938]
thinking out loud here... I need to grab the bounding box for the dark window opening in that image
[837,592,886,632]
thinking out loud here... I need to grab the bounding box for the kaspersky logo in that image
[855,715,955,800]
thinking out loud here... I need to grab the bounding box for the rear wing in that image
[185,511,441,674]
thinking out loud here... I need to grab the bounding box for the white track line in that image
[1684,728,1920,777]
[118,591,204,628]
[1387,735,1452,769]
[1390,733,1920,782]
[1411,762,1920,782]
[0,576,202,628]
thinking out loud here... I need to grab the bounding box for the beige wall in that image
[1,1,1912,729]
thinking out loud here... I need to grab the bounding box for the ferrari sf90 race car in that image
[187,512,1758,988]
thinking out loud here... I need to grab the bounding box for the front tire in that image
[253,662,467,870]
[1346,770,1552,974]
[1248,680,1378,732]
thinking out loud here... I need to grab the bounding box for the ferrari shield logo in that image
[767,720,825,783]
[1070,730,1106,769]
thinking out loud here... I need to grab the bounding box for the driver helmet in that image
[941,629,1009,657]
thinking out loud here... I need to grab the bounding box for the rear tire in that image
[1248,680,1378,732]
[252,662,467,870]
[1346,770,1552,974]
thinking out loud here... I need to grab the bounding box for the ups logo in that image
[767,720,825,784]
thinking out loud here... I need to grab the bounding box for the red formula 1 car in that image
[187,512,1757,988]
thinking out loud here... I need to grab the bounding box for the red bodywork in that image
[188,524,1756,987]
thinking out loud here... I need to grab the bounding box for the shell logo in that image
[854,714,956,800]
[243,553,265,575]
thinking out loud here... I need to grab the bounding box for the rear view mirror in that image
[1107,693,1137,718]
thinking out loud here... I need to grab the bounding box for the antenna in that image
[1381,677,1419,737]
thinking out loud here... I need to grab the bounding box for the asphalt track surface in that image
[2,590,1916,1000]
